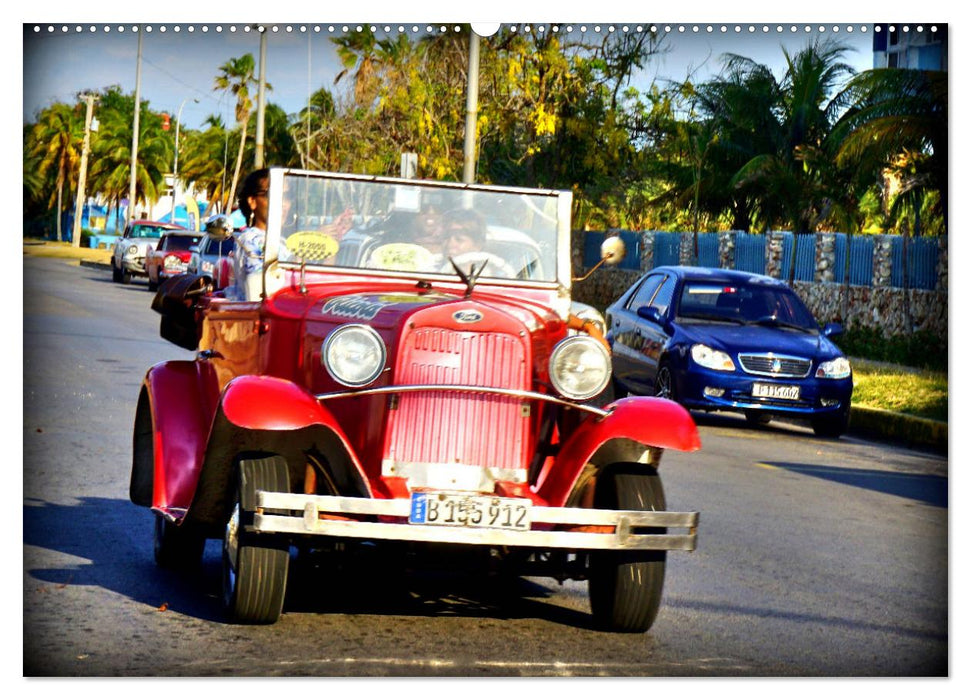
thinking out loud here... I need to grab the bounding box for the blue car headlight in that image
[816,357,851,379]
[690,344,736,372]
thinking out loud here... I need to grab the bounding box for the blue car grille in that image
[737,353,812,378]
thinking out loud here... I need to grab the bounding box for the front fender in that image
[183,375,372,530]
[220,375,335,430]
[535,396,700,507]
[130,360,219,513]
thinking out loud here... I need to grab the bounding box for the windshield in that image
[163,235,201,251]
[203,237,235,256]
[677,282,818,331]
[272,172,565,283]
[131,225,171,239]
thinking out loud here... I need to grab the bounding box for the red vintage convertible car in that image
[132,169,701,632]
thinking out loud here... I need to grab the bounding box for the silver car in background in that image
[187,215,236,290]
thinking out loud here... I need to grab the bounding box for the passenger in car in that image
[440,209,515,278]
[230,169,272,301]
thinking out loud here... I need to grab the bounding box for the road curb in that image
[849,405,947,454]
[80,259,110,271]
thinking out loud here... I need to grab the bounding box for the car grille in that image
[384,327,530,473]
[738,353,812,378]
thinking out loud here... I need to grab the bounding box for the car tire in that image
[121,268,132,285]
[153,513,205,569]
[588,464,667,633]
[222,455,290,624]
[111,258,121,283]
[811,407,850,438]
[653,360,676,401]
[148,275,158,292]
[610,375,631,400]
[744,410,772,427]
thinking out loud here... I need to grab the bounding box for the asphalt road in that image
[22,256,948,677]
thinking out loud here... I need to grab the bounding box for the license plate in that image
[409,492,531,531]
[752,382,800,400]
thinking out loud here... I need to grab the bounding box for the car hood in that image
[679,322,842,359]
[124,239,162,254]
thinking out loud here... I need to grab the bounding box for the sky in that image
[21,20,878,132]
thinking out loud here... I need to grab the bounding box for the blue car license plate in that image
[752,382,800,400]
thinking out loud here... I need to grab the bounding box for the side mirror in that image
[822,322,844,338]
[636,305,664,325]
[572,234,627,282]
[600,235,626,266]
[205,215,234,241]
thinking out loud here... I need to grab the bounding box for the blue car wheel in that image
[654,361,675,401]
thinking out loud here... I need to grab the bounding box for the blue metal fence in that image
[733,233,766,274]
[578,230,941,290]
[653,232,681,268]
[891,236,939,290]
[779,233,817,282]
[697,233,720,267]
[833,234,876,286]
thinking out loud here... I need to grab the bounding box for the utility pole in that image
[462,28,481,184]
[254,27,268,169]
[72,93,97,248]
[172,97,199,222]
[128,26,143,227]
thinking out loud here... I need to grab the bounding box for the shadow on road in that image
[24,497,601,631]
[758,462,947,507]
[24,497,226,623]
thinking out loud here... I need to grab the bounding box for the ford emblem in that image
[453,310,483,324]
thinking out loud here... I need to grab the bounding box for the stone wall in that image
[571,230,948,339]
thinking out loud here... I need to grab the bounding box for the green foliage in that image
[21,29,947,243]
[838,325,947,372]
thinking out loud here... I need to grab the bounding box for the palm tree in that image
[28,103,82,241]
[697,40,857,282]
[180,114,234,215]
[87,92,172,226]
[834,68,947,232]
[214,54,260,215]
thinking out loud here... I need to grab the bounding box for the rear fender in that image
[535,396,701,507]
[182,375,372,531]
[130,361,219,514]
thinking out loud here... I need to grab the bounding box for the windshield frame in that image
[263,168,574,293]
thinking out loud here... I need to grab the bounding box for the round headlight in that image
[549,335,611,401]
[127,244,139,255]
[322,324,386,387]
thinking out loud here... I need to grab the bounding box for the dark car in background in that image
[146,231,203,291]
[606,266,853,437]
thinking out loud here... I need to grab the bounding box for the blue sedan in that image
[606,266,853,437]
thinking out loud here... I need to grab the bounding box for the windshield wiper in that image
[749,315,811,332]
[679,313,745,324]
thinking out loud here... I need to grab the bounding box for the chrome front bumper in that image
[254,491,698,551]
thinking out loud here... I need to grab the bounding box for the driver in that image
[440,209,514,278]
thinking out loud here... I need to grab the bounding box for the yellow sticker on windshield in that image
[286,230,340,262]
[368,243,437,272]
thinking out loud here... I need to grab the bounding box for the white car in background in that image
[111,220,181,284]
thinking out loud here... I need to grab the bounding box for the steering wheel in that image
[449,251,516,278]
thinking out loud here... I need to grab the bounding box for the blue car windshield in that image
[677,283,817,331]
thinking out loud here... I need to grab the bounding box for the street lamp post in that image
[172,97,199,223]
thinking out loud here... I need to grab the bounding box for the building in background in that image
[872,24,947,70]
